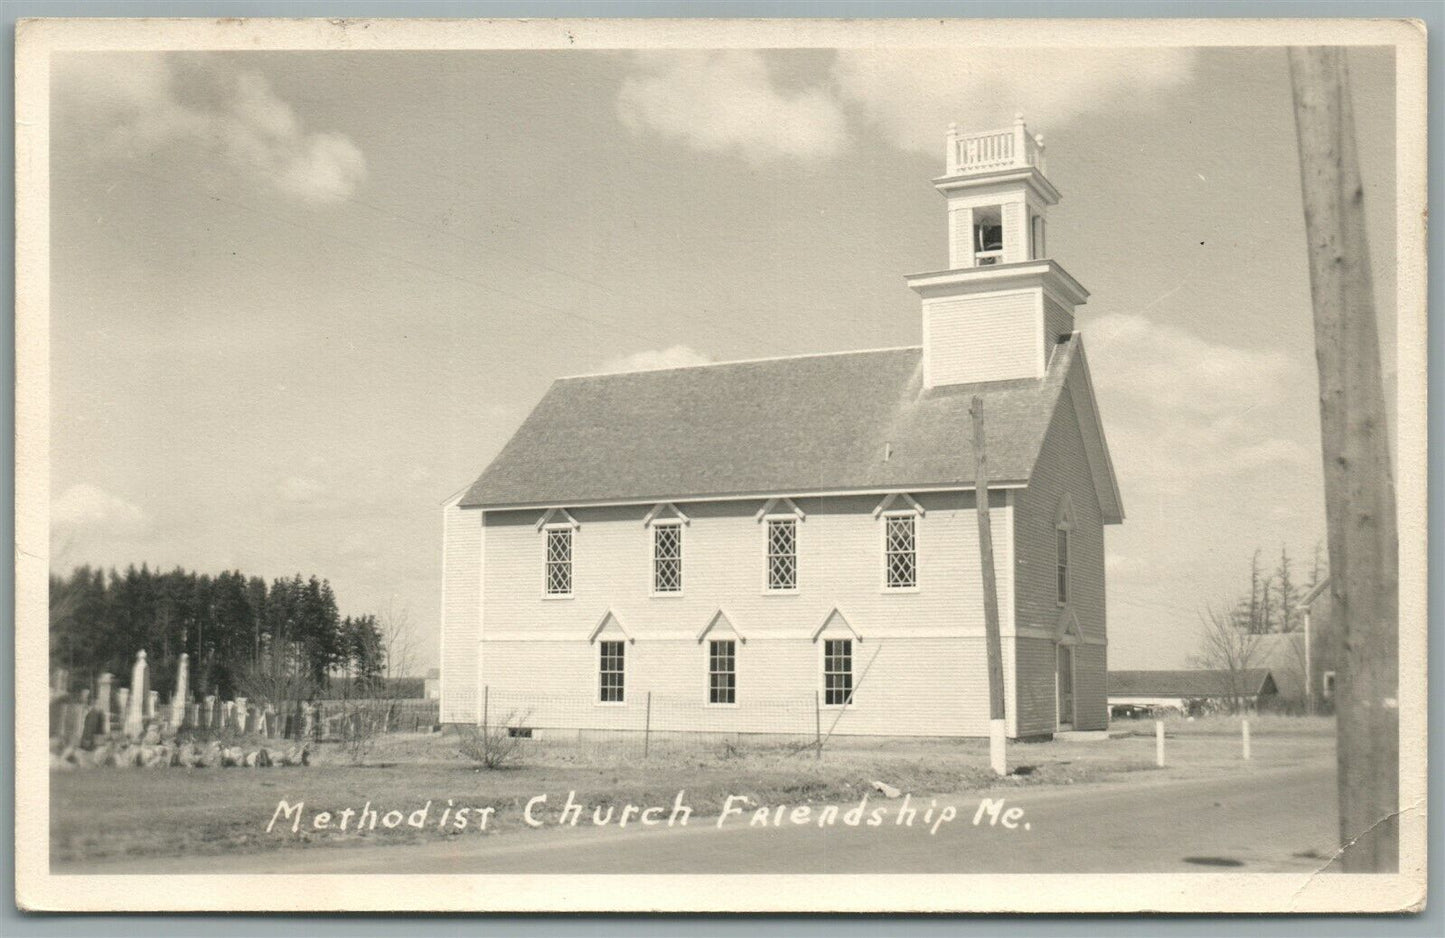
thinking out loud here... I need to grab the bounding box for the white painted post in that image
[1155,720,1165,767]
[1242,719,1252,760]
[989,720,1007,777]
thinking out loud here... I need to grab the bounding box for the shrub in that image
[456,710,531,769]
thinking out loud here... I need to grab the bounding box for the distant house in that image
[1108,669,1279,716]
[1229,577,1337,712]
[424,668,441,701]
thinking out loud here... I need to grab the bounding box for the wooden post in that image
[644,691,652,758]
[1155,721,1165,767]
[1242,719,1252,760]
[814,690,822,761]
[970,396,1008,777]
[1289,46,1399,872]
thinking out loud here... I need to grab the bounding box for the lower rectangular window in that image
[708,639,736,704]
[823,638,853,706]
[599,641,625,703]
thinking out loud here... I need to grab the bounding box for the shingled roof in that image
[461,333,1117,513]
[1108,669,1279,698]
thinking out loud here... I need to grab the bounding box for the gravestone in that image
[80,708,104,750]
[234,697,248,733]
[97,673,113,734]
[170,653,189,727]
[123,652,147,739]
[115,688,130,734]
[204,695,216,729]
[51,667,69,700]
[61,703,83,748]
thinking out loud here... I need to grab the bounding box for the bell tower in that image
[906,115,1089,388]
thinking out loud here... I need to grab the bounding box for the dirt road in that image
[58,760,1338,875]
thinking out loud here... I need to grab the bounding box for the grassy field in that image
[51,717,1335,865]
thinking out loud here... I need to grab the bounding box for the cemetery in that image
[48,649,435,773]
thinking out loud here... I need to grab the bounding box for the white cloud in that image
[597,344,714,374]
[832,48,1197,156]
[52,484,150,538]
[617,52,847,164]
[72,54,366,205]
[1086,313,1312,481]
[615,48,1194,166]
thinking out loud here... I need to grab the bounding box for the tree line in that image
[49,564,386,701]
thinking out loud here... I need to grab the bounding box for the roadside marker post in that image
[1242,719,1251,760]
[1155,721,1165,767]
[814,691,822,761]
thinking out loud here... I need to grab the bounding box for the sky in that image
[49,46,1398,672]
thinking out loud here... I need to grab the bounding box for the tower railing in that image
[946,117,1046,176]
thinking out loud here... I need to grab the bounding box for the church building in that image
[440,117,1123,739]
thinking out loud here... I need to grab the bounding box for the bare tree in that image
[1190,604,1264,714]
[236,631,317,711]
[333,600,419,764]
[378,600,417,685]
[1276,545,1301,633]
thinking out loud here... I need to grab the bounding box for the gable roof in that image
[460,335,1120,517]
[1108,669,1278,698]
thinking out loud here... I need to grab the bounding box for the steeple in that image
[906,116,1088,388]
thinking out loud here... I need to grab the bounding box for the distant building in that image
[1108,669,1279,716]
[424,668,441,701]
[440,117,1125,739]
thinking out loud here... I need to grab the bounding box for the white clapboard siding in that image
[438,499,483,724]
[1071,642,1109,731]
[923,290,1042,386]
[481,636,1007,738]
[948,205,975,269]
[1011,386,1109,731]
[1002,200,1028,264]
[1044,295,1075,353]
[1013,637,1062,738]
[474,491,1035,738]
[482,492,1012,644]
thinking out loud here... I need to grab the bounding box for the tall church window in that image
[1055,495,1074,606]
[599,641,625,703]
[823,639,854,706]
[544,527,572,596]
[653,521,683,593]
[766,518,797,591]
[1056,528,1070,605]
[708,639,736,705]
[884,514,917,589]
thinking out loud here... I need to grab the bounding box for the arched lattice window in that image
[1055,495,1075,606]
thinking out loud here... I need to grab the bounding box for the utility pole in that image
[1288,46,1399,873]
[970,396,1008,776]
